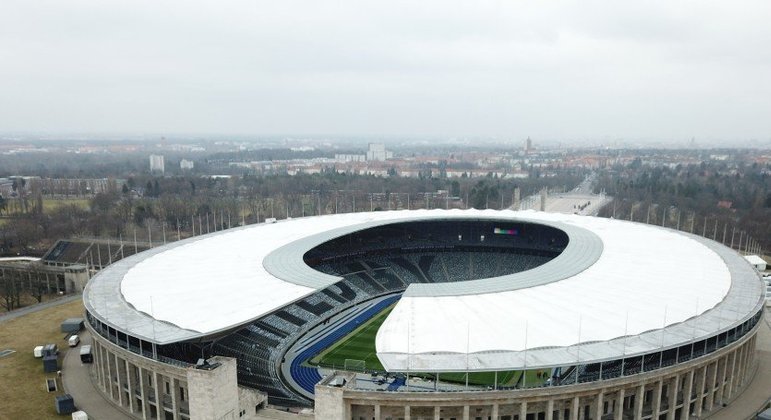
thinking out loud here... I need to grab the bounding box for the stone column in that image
[125,360,135,413]
[741,340,752,385]
[463,405,470,420]
[106,347,115,399]
[404,405,410,420]
[694,365,707,418]
[96,342,107,391]
[614,389,625,420]
[571,396,579,420]
[492,403,499,420]
[595,392,604,420]
[520,401,528,420]
[171,377,181,420]
[634,384,645,420]
[374,404,380,420]
[652,379,663,418]
[138,366,150,420]
[717,355,729,405]
[706,362,718,411]
[433,406,440,420]
[546,399,554,420]
[114,353,123,405]
[726,349,737,399]
[734,343,745,392]
[153,372,162,418]
[681,369,694,420]
[666,375,679,420]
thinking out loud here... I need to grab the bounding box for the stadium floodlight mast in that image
[730,227,736,249]
[119,233,124,259]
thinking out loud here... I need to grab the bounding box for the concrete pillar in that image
[694,365,707,417]
[520,401,528,420]
[717,355,729,405]
[105,347,115,398]
[492,403,499,420]
[114,354,123,405]
[595,392,604,420]
[614,389,624,420]
[666,375,679,420]
[681,369,694,420]
[572,396,580,420]
[125,360,135,413]
[153,372,162,418]
[706,362,718,411]
[652,379,663,418]
[555,400,563,420]
[138,366,150,420]
[91,341,101,385]
[96,342,107,391]
[634,384,645,420]
[433,406,440,420]
[734,343,745,392]
[404,405,410,420]
[171,377,181,420]
[463,405,470,420]
[374,404,380,420]
[740,340,752,386]
[727,348,737,398]
[546,399,554,420]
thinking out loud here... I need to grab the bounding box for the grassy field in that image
[42,198,90,212]
[0,298,84,420]
[308,304,549,388]
[309,304,394,371]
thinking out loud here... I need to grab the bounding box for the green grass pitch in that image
[307,303,550,387]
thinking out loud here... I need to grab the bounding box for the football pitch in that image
[309,303,393,371]
[307,304,549,387]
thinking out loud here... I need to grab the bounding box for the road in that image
[61,330,135,420]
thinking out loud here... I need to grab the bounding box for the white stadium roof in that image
[84,209,764,371]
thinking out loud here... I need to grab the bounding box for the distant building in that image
[149,155,165,174]
[524,137,534,154]
[180,159,195,170]
[335,154,366,163]
[717,200,733,210]
[366,143,393,161]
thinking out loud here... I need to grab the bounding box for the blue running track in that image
[289,295,401,394]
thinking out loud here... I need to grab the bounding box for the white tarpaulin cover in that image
[375,212,739,371]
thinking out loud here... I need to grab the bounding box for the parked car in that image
[68,335,80,347]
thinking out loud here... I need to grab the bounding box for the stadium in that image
[82,209,765,420]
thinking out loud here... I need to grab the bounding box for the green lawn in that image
[307,303,550,388]
[309,304,393,371]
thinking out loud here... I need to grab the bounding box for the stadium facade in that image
[82,209,766,420]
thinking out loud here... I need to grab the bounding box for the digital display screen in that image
[493,227,518,235]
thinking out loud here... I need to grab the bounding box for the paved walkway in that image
[0,294,81,325]
[61,330,134,420]
[705,309,771,420]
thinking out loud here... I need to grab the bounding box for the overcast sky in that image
[1,1,770,142]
